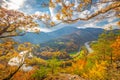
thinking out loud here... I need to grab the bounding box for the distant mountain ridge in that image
[13,27,104,44]
[13,26,79,44]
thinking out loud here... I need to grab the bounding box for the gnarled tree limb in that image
[62,2,120,23]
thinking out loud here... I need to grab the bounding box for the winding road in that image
[84,41,93,53]
[72,41,94,58]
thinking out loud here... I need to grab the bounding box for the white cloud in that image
[108,17,115,23]
[98,3,108,10]
[35,11,42,16]
[78,10,91,18]
[49,7,57,21]
[3,0,26,10]
[84,23,95,27]
[65,1,71,6]
[74,0,79,8]
[49,6,61,23]
[78,13,86,18]
[77,19,100,28]
[35,11,49,16]
[19,27,40,33]
[40,28,52,32]
[19,26,53,33]
[51,0,56,2]
[83,10,90,14]
[76,18,119,30]
[103,22,120,30]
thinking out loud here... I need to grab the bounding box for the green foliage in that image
[73,48,87,60]
[85,58,95,70]
[92,30,115,62]
[47,57,61,74]
[32,66,48,80]
[69,51,78,56]
[27,57,46,66]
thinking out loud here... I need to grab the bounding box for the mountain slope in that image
[40,28,104,53]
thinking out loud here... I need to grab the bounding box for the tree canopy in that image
[0,7,39,38]
[34,0,120,27]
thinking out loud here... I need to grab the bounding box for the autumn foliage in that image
[111,36,120,60]
[0,0,120,80]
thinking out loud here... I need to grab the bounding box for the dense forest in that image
[0,0,120,80]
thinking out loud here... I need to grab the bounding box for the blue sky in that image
[1,0,119,32]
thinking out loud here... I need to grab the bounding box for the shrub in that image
[32,66,48,80]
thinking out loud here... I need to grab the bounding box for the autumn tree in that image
[0,5,40,80]
[0,7,39,39]
[1,42,36,80]
[32,66,48,80]
[32,0,120,27]
[111,36,120,61]
[92,30,116,63]
[47,57,61,74]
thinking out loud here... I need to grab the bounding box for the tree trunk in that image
[3,63,23,80]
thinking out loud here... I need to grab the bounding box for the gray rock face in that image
[8,51,33,72]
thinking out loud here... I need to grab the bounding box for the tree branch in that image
[62,2,120,23]
[0,18,10,35]
[0,32,26,38]
[3,63,24,80]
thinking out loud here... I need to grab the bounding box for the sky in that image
[0,0,119,32]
